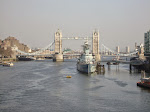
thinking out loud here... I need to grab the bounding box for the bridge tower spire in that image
[53,29,63,62]
[92,30,101,61]
[54,29,62,53]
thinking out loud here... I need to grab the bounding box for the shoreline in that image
[0,58,18,62]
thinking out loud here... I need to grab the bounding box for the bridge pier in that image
[53,53,64,62]
[95,54,101,62]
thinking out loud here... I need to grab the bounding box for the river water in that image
[0,59,150,112]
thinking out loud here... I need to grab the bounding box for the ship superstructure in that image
[77,41,96,73]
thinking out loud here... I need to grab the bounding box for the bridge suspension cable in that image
[101,44,138,56]
[16,41,55,55]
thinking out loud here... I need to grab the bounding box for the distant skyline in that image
[0,0,150,51]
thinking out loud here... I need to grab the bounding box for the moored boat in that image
[17,56,36,61]
[107,62,113,65]
[2,62,14,67]
[137,71,150,88]
[36,58,45,61]
[77,41,96,74]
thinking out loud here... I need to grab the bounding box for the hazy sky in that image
[0,0,150,51]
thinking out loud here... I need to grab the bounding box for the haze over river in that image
[0,59,150,112]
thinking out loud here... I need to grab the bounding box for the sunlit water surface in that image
[0,59,150,112]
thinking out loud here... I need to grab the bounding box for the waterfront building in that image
[144,30,150,56]
[116,46,120,53]
[126,46,130,53]
[135,42,137,50]
[137,44,145,60]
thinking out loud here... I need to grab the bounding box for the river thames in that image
[0,59,150,112]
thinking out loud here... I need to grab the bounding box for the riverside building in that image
[144,30,150,56]
[126,46,130,53]
[116,46,120,53]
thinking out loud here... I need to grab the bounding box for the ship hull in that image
[137,82,150,88]
[77,63,96,74]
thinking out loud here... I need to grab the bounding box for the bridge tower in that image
[53,29,64,62]
[92,30,101,61]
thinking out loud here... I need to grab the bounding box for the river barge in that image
[17,56,36,61]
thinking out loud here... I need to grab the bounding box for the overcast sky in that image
[0,0,150,51]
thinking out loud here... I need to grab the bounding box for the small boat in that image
[137,71,150,88]
[2,62,14,67]
[66,76,72,78]
[107,62,119,65]
[36,58,45,61]
[107,62,113,65]
[113,62,119,65]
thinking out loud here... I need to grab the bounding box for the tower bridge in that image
[53,29,100,61]
[16,29,100,62]
[16,29,139,62]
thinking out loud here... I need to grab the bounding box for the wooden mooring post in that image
[96,62,105,74]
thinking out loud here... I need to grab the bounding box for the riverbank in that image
[0,58,18,62]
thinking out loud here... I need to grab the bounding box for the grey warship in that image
[77,41,96,74]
